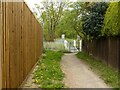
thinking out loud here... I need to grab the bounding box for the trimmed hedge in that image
[102,2,120,36]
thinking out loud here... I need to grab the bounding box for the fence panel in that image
[1,2,43,88]
[83,37,120,70]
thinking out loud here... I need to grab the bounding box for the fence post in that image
[107,37,110,66]
[0,0,2,89]
[119,37,120,88]
[79,40,82,52]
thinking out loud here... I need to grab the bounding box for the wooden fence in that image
[0,1,2,89]
[82,37,120,70]
[0,1,43,88]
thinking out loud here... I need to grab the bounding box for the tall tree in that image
[82,2,108,40]
[56,10,77,39]
[64,2,90,38]
[35,0,68,41]
[56,2,90,39]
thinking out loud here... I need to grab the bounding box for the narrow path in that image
[61,53,110,88]
[21,65,39,88]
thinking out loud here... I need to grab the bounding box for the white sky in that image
[25,0,116,14]
[25,0,77,12]
[25,0,42,11]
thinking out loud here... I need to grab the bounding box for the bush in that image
[82,2,108,39]
[102,2,120,36]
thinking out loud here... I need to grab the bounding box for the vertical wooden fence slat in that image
[22,3,26,79]
[9,2,18,88]
[2,2,7,88]
[5,2,11,88]
[19,2,23,84]
[0,1,2,89]
[117,38,119,70]
[20,2,24,84]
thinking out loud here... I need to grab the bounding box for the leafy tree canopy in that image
[82,2,108,40]
[102,2,120,37]
[56,10,77,39]
[35,1,68,41]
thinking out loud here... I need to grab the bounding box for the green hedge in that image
[102,2,120,36]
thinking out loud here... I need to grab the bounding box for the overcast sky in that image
[25,0,77,12]
[25,0,41,11]
[25,0,115,13]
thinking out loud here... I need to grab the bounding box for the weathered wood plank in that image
[0,1,2,89]
[5,2,11,88]
[2,2,7,88]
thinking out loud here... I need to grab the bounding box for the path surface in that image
[61,53,110,88]
[21,65,39,88]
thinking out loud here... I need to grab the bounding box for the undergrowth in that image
[33,50,64,88]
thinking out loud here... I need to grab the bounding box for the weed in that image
[34,50,64,88]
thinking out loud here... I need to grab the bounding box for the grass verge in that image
[76,52,119,88]
[33,50,65,88]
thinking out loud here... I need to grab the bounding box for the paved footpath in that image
[61,53,110,88]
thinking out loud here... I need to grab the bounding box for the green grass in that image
[33,50,65,88]
[76,52,119,88]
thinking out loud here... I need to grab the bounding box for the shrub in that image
[82,2,108,39]
[102,2,120,36]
